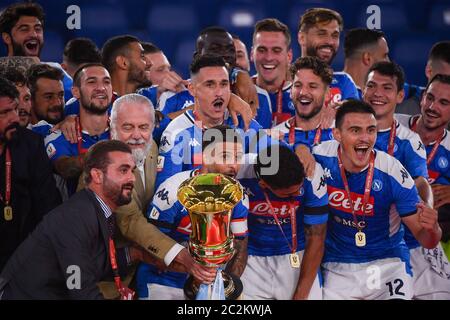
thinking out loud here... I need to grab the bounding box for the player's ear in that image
[115,55,128,70]
[188,81,196,98]
[362,52,371,66]
[332,127,341,143]
[2,32,11,46]
[71,86,80,99]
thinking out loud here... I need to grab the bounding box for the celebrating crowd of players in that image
[0,2,449,300]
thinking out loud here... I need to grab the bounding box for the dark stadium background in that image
[0,0,448,86]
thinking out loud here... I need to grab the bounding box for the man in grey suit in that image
[0,140,158,299]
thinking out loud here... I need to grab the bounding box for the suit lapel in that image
[84,189,111,270]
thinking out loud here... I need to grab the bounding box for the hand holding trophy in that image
[177,172,243,300]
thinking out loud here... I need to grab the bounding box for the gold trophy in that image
[177,173,243,300]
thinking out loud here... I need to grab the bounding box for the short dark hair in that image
[298,8,343,34]
[366,61,405,92]
[0,76,19,100]
[101,35,140,72]
[72,62,106,87]
[196,26,230,51]
[0,67,27,86]
[428,41,450,65]
[202,125,243,151]
[335,99,376,129]
[425,73,450,92]
[290,56,333,85]
[190,54,227,78]
[344,28,385,58]
[0,2,45,34]
[63,38,101,68]
[141,42,161,54]
[255,145,305,190]
[26,64,63,99]
[83,140,132,185]
[253,18,291,48]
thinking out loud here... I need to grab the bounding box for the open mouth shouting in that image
[212,98,225,110]
[353,144,371,162]
[23,38,41,56]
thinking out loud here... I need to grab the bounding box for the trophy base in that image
[184,271,243,300]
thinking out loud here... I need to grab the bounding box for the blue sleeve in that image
[155,129,198,188]
[302,164,329,225]
[254,92,272,129]
[341,77,360,100]
[391,168,421,216]
[137,86,158,107]
[44,133,75,163]
[63,73,73,103]
[403,141,429,179]
[231,200,249,238]
[159,91,194,116]
[64,99,80,117]
[153,116,171,146]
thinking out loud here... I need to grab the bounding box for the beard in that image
[128,63,149,86]
[306,44,336,64]
[82,102,109,115]
[1,122,20,144]
[39,104,64,125]
[128,138,152,164]
[103,174,133,207]
[12,38,43,57]
[294,98,323,120]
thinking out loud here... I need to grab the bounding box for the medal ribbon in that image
[410,116,444,165]
[337,147,375,232]
[263,191,297,254]
[108,238,135,300]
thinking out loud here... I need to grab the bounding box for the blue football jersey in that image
[136,85,158,107]
[330,72,360,102]
[266,82,296,126]
[158,90,194,115]
[375,120,428,179]
[136,169,249,295]
[313,140,420,268]
[396,114,450,249]
[236,154,329,256]
[44,128,110,195]
[30,120,53,138]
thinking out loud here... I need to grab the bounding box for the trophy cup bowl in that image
[177,173,244,300]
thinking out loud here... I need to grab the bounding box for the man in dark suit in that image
[0,140,160,299]
[0,77,61,272]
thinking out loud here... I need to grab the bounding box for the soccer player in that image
[273,56,334,150]
[236,145,328,300]
[251,18,294,126]
[297,8,359,102]
[343,28,390,99]
[137,125,248,299]
[396,74,450,299]
[45,63,112,195]
[313,100,441,300]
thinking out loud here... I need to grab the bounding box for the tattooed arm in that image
[293,223,327,300]
[225,237,248,277]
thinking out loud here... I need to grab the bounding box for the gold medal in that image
[289,253,300,268]
[355,231,366,247]
[4,206,12,221]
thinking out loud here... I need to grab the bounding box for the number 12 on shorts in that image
[386,279,405,297]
